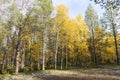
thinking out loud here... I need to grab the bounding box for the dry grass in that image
[0,66,120,80]
[40,66,120,80]
[41,69,120,80]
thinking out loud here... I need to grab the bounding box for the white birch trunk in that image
[42,26,47,71]
[21,46,25,69]
[55,32,59,70]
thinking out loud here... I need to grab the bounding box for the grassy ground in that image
[0,66,120,80]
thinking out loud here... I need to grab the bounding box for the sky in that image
[52,0,105,19]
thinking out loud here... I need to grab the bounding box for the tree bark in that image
[21,44,26,69]
[61,45,63,70]
[92,30,97,66]
[65,46,68,69]
[2,47,7,71]
[15,26,22,74]
[42,26,47,71]
[2,36,9,71]
[11,49,15,72]
[112,23,119,65]
[55,32,58,70]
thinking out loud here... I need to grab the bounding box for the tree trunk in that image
[37,60,40,70]
[2,47,7,71]
[112,23,119,65]
[61,45,63,70]
[15,26,22,74]
[15,51,20,74]
[42,26,47,71]
[92,27,97,66]
[21,45,25,69]
[55,32,58,70]
[2,36,9,71]
[65,46,68,69]
[11,50,15,72]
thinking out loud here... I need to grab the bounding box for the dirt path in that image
[36,75,120,80]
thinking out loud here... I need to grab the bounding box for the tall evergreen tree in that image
[85,4,99,65]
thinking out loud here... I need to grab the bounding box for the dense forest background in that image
[0,0,120,74]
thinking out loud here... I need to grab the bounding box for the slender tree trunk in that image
[61,45,63,70]
[2,36,9,71]
[37,50,41,70]
[11,37,16,72]
[65,46,68,69]
[42,26,47,71]
[92,28,97,66]
[15,51,20,74]
[89,38,94,63]
[112,23,119,65]
[11,50,15,72]
[55,32,58,70]
[2,47,7,71]
[21,45,25,69]
[37,60,40,70]
[42,41,45,71]
[15,26,22,74]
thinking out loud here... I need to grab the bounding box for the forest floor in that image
[0,66,120,80]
